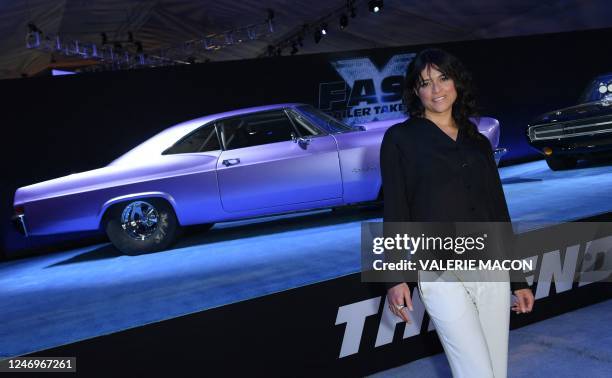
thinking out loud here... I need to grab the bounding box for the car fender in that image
[98,191,178,226]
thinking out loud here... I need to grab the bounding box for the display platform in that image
[1,159,612,375]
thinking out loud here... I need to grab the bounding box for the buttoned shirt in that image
[380,117,508,223]
[380,117,528,290]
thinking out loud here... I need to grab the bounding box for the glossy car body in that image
[526,73,612,170]
[13,104,503,251]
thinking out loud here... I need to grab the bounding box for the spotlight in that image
[321,23,328,35]
[368,0,384,13]
[340,14,348,29]
[314,28,322,43]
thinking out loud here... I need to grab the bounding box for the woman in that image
[380,48,534,378]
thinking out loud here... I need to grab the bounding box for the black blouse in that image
[380,117,528,291]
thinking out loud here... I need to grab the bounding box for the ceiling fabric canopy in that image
[1,0,611,79]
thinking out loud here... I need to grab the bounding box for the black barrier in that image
[26,275,610,376]
[21,214,612,375]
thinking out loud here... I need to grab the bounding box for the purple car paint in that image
[12,103,504,252]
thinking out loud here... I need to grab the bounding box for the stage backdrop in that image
[3,27,612,255]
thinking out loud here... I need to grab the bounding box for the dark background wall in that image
[3,27,612,256]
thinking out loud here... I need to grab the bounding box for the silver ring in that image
[395,304,405,310]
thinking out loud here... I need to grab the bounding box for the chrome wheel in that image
[120,201,160,240]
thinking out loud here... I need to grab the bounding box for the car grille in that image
[528,115,612,141]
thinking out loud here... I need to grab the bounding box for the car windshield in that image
[579,73,612,103]
[294,105,358,134]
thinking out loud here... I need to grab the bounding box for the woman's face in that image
[415,64,457,117]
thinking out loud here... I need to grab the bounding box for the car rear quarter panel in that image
[334,128,387,203]
[338,116,500,204]
[16,153,222,235]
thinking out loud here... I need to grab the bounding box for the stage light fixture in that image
[340,14,348,29]
[321,23,328,35]
[368,0,384,13]
[314,28,322,43]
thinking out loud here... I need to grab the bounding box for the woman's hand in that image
[512,288,534,314]
[387,283,413,323]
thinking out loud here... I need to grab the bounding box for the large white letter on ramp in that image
[335,297,381,358]
[374,288,427,347]
[535,245,580,299]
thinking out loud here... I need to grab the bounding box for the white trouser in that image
[418,270,511,378]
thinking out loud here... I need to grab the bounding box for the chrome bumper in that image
[527,116,612,141]
[493,147,507,166]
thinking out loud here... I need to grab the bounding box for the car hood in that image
[531,99,612,125]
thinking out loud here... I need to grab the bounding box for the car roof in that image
[169,103,304,132]
[109,103,305,166]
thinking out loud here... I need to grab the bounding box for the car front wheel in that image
[105,198,179,255]
[545,155,577,171]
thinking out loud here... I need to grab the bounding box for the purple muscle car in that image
[13,104,504,254]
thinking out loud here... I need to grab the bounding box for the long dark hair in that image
[403,48,482,140]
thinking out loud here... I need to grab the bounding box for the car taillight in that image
[14,205,24,215]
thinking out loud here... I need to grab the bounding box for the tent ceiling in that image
[1,0,611,79]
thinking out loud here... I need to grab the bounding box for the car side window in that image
[286,109,322,137]
[220,110,296,150]
[163,124,220,154]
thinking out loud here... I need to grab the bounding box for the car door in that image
[216,109,342,212]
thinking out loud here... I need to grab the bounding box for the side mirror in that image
[291,133,311,148]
